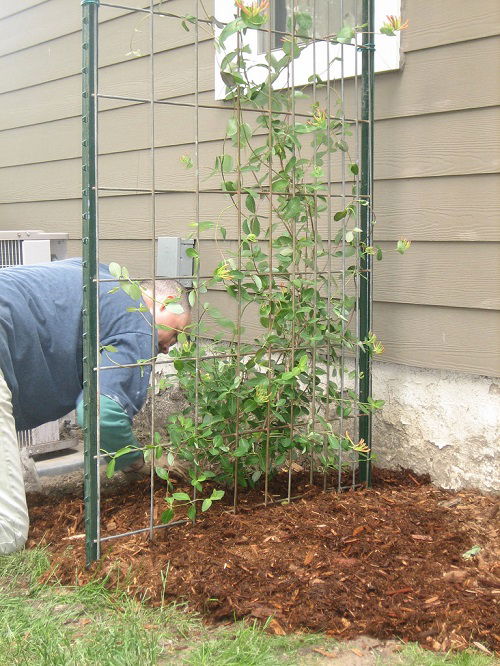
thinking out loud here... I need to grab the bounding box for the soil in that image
[26,468,500,655]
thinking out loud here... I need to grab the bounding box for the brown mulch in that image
[26,469,500,654]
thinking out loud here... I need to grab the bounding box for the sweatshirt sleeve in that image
[76,394,143,470]
[98,331,153,420]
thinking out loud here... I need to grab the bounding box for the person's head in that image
[140,279,191,354]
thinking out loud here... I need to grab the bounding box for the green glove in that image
[76,395,143,470]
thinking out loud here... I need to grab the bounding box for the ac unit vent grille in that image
[0,239,23,267]
[17,430,33,449]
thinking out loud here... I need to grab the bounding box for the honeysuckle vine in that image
[108,3,409,522]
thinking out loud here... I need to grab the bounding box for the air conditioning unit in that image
[0,229,68,267]
[0,230,73,458]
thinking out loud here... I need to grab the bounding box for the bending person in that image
[0,258,190,555]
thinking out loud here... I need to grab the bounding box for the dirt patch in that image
[297,636,404,665]
[26,469,499,655]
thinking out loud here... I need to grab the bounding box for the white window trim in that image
[214,1,401,100]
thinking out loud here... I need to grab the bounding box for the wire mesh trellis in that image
[82,0,374,565]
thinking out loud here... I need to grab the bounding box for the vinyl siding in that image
[0,0,499,375]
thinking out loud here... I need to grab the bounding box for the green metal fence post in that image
[358,0,374,486]
[82,0,99,565]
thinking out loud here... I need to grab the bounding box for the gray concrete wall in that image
[373,362,499,493]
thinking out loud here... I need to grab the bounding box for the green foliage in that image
[396,238,412,254]
[462,546,481,560]
[108,262,143,301]
[107,6,408,521]
[145,4,394,518]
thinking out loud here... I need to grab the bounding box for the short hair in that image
[140,279,191,314]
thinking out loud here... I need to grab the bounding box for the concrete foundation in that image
[372,362,499,493]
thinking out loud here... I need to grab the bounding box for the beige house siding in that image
[0,0,499,375]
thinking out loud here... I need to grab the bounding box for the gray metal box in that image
[156,237,195,287]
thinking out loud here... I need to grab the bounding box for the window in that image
[214,0,401,100]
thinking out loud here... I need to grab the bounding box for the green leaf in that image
[108,262,121,278]
[240,123,253,146]
[396,239,412,254]
[380,25,396,37]
[114,446,134,458]
[312,166,324,179]
[337,25,355,44]
[165,302,185,315]
[295,11,313,35]
[210,489,225,501]
[180,154,193,169]
[201,498,213,512]
[250,217,260,236]
[190,220,214,232]
[155,466,170,481]
[294,123,316,134]
[226,117,238,138]
[220,70,245,87]
[216,154,233,173]
[172,492,191,501]
[282,38,300,58]
[272,179,289,193]
[106,458,116,478]
[167,452,175,466]
[281,367,300,380]
[241,11,267,28]
[282,196,302,219]
[187,504,196,521]
[334,209,347,221]
[126,306,148,313]
[245,193,256,213]
[101,344,118,353]
[121,281,142,301]
[462,546,481,560]
[205,304,238,333]
[186,247,198,258]
[284,156,296,174]
[160,509,174,524]
[218,17,245,45]
[252,274,263,291]
[349,163,359,175]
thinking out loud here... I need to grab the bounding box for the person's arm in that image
[76,394,143,470]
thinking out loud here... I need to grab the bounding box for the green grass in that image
[377,644,498,666]
[185,624,333,666]
[0,548,497,666]
[388,644,497,666]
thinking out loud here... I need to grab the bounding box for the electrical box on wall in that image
[156,237,195,287]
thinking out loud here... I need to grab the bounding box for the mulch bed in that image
[27,469,500,654]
